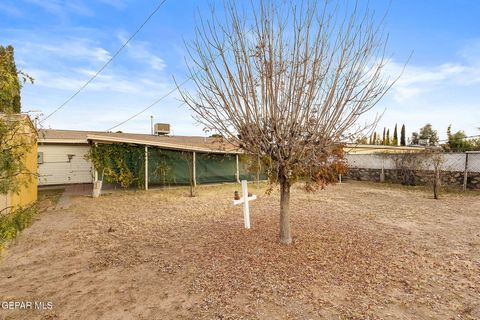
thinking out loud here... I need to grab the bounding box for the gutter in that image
[86,134,243,154]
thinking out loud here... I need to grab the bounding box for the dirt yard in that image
[0,181,479,319]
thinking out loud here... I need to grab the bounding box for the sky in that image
[1,0,479,140]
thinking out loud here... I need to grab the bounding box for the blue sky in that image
[1,0,479,140]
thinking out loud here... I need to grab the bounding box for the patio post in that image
[145,145,149,190]
[193,151,197,188]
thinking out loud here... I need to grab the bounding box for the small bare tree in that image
[390,153,424,186]
[388,151,444,199]
[179,0,395,244]
[425,151,443,200]
[179,151,196,197]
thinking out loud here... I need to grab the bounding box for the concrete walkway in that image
[54,183,93,210]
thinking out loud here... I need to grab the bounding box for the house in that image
[38,129,243,187]
[0,114,38,213]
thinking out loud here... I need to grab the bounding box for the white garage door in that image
[38,144,93,185]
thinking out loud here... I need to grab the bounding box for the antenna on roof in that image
[150,115,154,135]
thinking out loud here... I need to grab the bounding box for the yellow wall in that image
[9,142,38,208]
[2,116,38,212]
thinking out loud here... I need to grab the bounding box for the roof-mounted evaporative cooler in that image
[154,123,170,135]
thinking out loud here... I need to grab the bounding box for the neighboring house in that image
[0,114,38,212]
[343,144,425,154]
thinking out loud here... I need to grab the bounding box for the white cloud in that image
[460,40,480,66]
[24,0,94,18]
[0,2,23,17]
[97,0,128,10]
[357,40,480,139]
[117,33,167,71]
[385,60,480,103]
[27,66,172,95]
[20,39,111,63]
[7,30,180,132]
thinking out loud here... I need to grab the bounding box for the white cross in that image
[233,180,257,229]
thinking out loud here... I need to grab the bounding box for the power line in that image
[106,26,257,131]
[438,134,480,143]
[40,0,168,124]
[106,82,188,132]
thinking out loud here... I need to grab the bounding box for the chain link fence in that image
[466,152,480,173]
[345,152,480,190]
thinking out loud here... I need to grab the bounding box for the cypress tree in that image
[447,124,452,144]
[373,132,377,145]
[400,124,406,146]
[382,127,386,145]
[0,45,21,113]
[386,129,390,145]
[393,124,398,146]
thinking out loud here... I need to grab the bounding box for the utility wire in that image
[106,82,188,131]
[438,134,480,143]
[40,0,168,124]
[106,26,256,132]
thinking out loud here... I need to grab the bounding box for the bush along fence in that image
[86,143,267,194]
[0,205,37,251]
[345,152,480,190]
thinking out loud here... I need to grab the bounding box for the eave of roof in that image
[0,113,38,135]
[38,138,88,144]
[86,134,242,154]
[37,129,241,153]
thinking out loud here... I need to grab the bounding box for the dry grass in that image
[37,187,64,211]
[0,181,479,319]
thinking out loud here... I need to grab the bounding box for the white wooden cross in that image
[233,180,257,229]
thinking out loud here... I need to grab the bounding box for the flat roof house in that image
[38,129,243,187]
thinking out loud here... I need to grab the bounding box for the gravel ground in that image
[0,181,479,319]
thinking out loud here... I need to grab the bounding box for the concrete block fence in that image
[345,152,480,190]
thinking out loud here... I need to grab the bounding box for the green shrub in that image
[0,205,37,250]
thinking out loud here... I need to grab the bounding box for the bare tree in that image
[387,150,445,199]
[424,151,443,200]
[179,0,395,244]
[179,151,196,197]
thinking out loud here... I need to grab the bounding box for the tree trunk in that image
[190,183,195,197]
[279,175,292,244]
